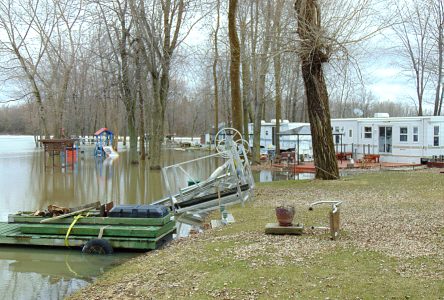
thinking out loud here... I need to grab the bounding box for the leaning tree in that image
[294,0,384,179]
[294,0,339,180]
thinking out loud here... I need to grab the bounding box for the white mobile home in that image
[248,120,312,154]
[331,114,444,163]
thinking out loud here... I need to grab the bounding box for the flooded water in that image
[0,136,213,219]
[0,246,135,300]
[0,135,306,299]
[253,170,314,182]
[0,135,214,299]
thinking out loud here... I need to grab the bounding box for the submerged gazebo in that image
[94,128,114,157]
[40,138,78,169]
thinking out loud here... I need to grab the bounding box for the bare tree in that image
[430,0,444,115]
[96,0,139,163]
[294,0,339,179]
[0,0,56,136]
[250,0,273,164]
[391,0,434,116]
[44,0,83,137]
[293,0,386,179]
[130,0,190,169]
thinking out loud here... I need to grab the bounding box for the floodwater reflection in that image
[1,141,208,218]
[0,245,136,300]
[253,169,315,182]
[0,136,207,299]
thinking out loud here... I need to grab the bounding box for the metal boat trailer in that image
[153,128,255,230]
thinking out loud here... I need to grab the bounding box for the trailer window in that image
[400,127,408,142]
[434,126,439,146]
[413,127,418,142]
[364,127,372,139]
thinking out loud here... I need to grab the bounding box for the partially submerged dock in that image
[1,211,175,253]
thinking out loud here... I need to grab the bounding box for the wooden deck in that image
[9,214,171,226]
[272,161,423,173]
[427,161,444,168]
[20,221,175,238]
[0,214,176,251]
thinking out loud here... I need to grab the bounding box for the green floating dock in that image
[0,213,176,251]
[9,214,171,226]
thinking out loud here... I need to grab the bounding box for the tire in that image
[82,239,113,255]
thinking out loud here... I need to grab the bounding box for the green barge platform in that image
[0,210,176,254]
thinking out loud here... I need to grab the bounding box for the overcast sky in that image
[0,0,438,113]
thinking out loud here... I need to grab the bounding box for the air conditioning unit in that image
[374,113,390,118]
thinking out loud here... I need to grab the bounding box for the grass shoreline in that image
[68,169,444,299]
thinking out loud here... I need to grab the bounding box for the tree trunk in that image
[135,38,146,160]
[301,60,339,179]
[438,85,444,115]
[228,0,243,135]
[274,59,282,155]
[273,0,284,155]
[240,18,251,145]
[121,58,137,163]
[291,64,301,122]
[120,4,138,164]
[434,16,443,115]
[149,73,165,170]
[212,0,220,145]
[251,0,273,164]
[252,100,265,164]
[295,0,339,180]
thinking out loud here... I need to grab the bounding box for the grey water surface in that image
[0,135,307,299]
[0,135,207,300]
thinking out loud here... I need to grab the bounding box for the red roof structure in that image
[94,128,112,136]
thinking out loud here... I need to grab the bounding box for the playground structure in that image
[94,128,117,157]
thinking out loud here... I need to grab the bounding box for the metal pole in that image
[341,135,343,153]
[297,135,300,165]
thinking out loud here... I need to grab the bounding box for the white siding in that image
[332,116,444,163]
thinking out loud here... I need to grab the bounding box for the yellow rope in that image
[65,212,89,247]
[65,255,80,277]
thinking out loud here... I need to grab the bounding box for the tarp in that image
[279,125,311,136]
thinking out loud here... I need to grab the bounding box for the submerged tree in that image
[96,0,139,163]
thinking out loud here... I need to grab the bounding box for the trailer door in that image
[379,126,392,153]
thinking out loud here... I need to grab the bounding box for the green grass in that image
[184,248,444,299]
[69,170,444,299]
